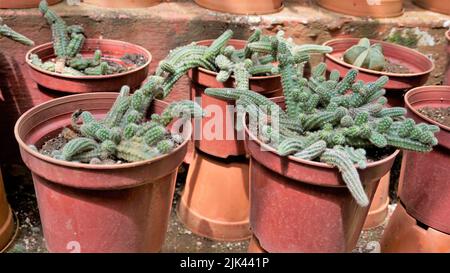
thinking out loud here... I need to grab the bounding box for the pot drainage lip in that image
[0,210,20,253]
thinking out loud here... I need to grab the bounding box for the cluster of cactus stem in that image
[156,28,332,96]
[52,79,203,163]
[204,37,439,207]
[28,1,113,76]
[343,38,385,71]
[0,18,34,46]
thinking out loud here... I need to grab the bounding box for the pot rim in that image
[243,113,400,170]
[194,39,281,81]
[323,38,435,78]
[25,38,152,80]
[14,92,192,170]
[404,85,450,132]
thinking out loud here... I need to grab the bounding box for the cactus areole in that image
[14,93,193,252]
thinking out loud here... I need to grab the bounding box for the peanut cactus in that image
[205,60,439,207]
[30,1,115,76]
[343,38,386,71]
[51,77,204,163]
[0,18,34,46]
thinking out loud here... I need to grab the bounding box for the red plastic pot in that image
[381,203,450,252]
[189,39,282,159]
[445,30,450,85]
[0,170,15,252]
[323,38,434,107]
[26,39,151,94]
[83,0,161,8]
[316,0,403,18]
[399,86,450,235]
[194,0,283,15]
[14,93,191,253]
[244,115,399,252]
[0,0,61,8]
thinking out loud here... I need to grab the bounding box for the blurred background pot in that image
[0,0,61,9]
[83,0,161,8]
[194,0,283,15]
[316,0,403,18]
[413,0,450,15]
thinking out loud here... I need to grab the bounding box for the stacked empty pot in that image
[178,39,282,241]
[381,86,450,252]
[323,38,434,229]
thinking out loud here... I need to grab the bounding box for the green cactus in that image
[207,60,439,206]
[294,140,327,160]
[320,148,369,207]
[343,38,386,71]
[61,137,98,161]
[0,22,34,46]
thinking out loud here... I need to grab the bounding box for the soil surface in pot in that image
[37,125,183,165]
[341,57,411,74]
[384,59,411,74]
[418,106,450,127]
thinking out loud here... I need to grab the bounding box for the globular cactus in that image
[343,38,385,71]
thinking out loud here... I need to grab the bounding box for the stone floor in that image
[2,163,394,253]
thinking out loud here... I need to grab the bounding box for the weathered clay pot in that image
[26,39,151,93]
[14,93,191,253]
[0,0,61,8]
[399,86,450,235]
[0,170,15,252]
[316,0,403,18]
[194,0,283,15]
[189,39,282,159]
[177,151,251,241]
[83,0,161,8]
[413,0,450,15]
[445,30,450,85]
[323,38,434,107]
[363,172,390,229]
[381,203,450,252]
[245,118,399,252]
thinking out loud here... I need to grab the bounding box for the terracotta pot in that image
[247,234,267,253]
[413,0,450,15]
[0,170,15,252]
[177,151,251,241]
[0,0,61,9]
[194,0,283,15]
[83,0,161,8]
[445,30,450,85]
[26,39,151,94]
[323,38,434,107]
[189,39,282,159]
[381,203,450,252]
[316,0,403,18]
[363,172,390,229]
[14,93,191,253]
[244,118,399,252]
[398,86,450,235]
